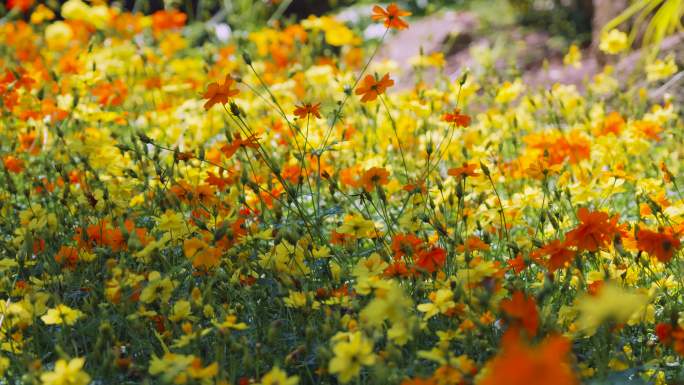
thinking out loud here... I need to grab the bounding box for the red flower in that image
[500,291,539,337]
[442,109,471,127]
[391,233,423,260]
[415,246,446,273]
[636,228,681,263]
[564,208,619,252]
[7,0,34,12]
[532,240,575,272]
[479,332,577,385]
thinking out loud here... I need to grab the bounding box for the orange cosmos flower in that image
[564,207,619,252]
[391,233,423,260]
[415,246,446,273]
[360,166,390,192]
[151,9,187,32]
[480,332,578,385]
[3,155,24,173]
[636,228,681,263]
[447,162,479,179]
[7,0,34,12]
[203,75,240,111]
[441,109,471,127]
[531,239,575,272]
[220,133,260,159]
[293,102,322,119]
[500,291,539,337]
[371,3,411,30]
[355,73,394,102]
[92,80,128,107]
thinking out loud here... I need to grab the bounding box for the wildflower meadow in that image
[1,0,684,384]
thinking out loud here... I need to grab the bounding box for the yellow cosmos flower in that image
[329,331,375,383]
[599,29,628,55]
[337,213,376,238]
[646,56,678,82]
[575,283,649,335]
[260,366,299,385]
[40,358,91,385]
[41,305,84,326]
[417,288,456,320]
[563,44,582,68]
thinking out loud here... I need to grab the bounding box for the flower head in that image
[294,102,322,119]
[355,73,394,102]
[372,3,411,30]
[40,358,91,385]
[203,74,240,110]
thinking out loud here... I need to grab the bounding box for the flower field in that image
[1,1,684,384]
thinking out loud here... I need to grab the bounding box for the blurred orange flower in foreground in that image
[480,331,577,385]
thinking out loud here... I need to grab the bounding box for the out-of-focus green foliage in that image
[508,0,594,44]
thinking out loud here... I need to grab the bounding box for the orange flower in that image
[293,102,322,119]
[203,75,240,111]
[596,111,625,136]
[361,167,390,192]
[391,233,423,260]
[7,0,34,12]
[415,246,446,273]
[532,239,575,272]
[480,332,577,385]
[564,208,619,252]
[3,155,24,173]
[55,246,79,270]
[92,80,128,107]
[220,133,260,159]
[500,291,539,337]
[355,73,394,103]
[636,228,681,263]
[441,109,471,127]
[456,235,490,253]
[371,3,411,30]
[447,163,479,179]
[151,9,187,32]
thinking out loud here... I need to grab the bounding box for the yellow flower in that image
[149,353,195,383]
[599,29,628,55]
[214,315,248,332]
[31,4,55,24]
[494,79,524,104]
[140,276,175,304]
[337,213,376,238]
[417,288,456,320]
[0,355,9,378]
[40,358,91,385]
[168,300,193,322]
[61,0,90,22]
[260,366,299,385]
[283,291,308,308]
[646,56,678,82]
[329,331,375,383]
[41,305,84,326]
[575,283,649,335]
[563,44,582,68]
